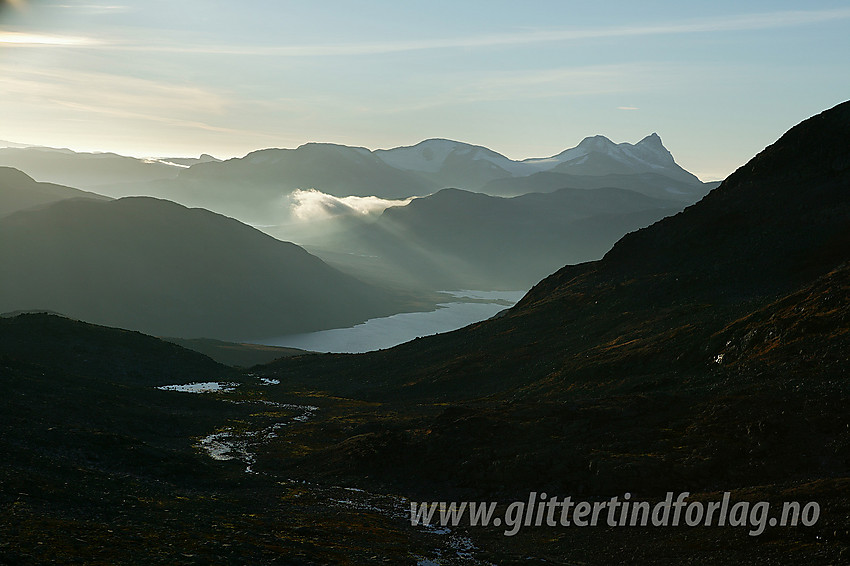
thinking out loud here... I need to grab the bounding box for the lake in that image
[254,290,526,353]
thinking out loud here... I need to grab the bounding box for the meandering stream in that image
[155,374,493,565]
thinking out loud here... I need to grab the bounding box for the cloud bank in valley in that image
[289,189,413,222]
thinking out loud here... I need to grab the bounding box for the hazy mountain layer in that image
[479,170,718,201]
[0,146,183,189]
[306,186,683,289]
[155,154,221,167]
[179,143,435,198]
[0,166,110,217]
[0,196,409,340]
[113,143,435,225]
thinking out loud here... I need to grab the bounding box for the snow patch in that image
[376,139,461,173]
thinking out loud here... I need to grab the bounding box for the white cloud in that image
[290,189,411,222]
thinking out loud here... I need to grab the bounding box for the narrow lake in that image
[254,290,526,353]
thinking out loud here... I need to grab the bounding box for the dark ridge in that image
[0,313,232,386]
[528,100,850,305]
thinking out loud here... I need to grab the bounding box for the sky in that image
[0,1,848,181]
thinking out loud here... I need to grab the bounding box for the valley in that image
[1,88,848,564]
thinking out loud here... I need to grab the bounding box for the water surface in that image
[255,290,525,353]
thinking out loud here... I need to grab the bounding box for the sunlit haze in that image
[1,0,849,180]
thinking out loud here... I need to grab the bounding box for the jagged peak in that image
[637,132,664,147]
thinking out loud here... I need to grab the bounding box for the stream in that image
[155,375,494,565]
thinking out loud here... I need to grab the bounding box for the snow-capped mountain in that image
[374,134,701,189]
[543,133,700,184]
[375,139,539,176]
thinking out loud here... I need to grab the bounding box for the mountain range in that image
[1,133,713,298]
[1,134,712,226]
[0,134,700,336]
[375,133,702,189]
[1,102,848,563]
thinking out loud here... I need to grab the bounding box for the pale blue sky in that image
[1,1,848,180]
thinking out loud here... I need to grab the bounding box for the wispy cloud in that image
[618,106,639,111]
[0,64,243,138]
[86,7,850,57]
[51,100,262,138]
[47,4,131,15]
[0,31,101,46]
[5,7,846,56]
[0,65,225,113]
[48,3,129,9]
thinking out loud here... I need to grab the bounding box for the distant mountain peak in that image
[369,132,702,189]
[634,132,674,163]
[577,134,616,148]
[375,139,487,174]
[417,138,467,147]
[299,141,370,151]
[637,132,663,147]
